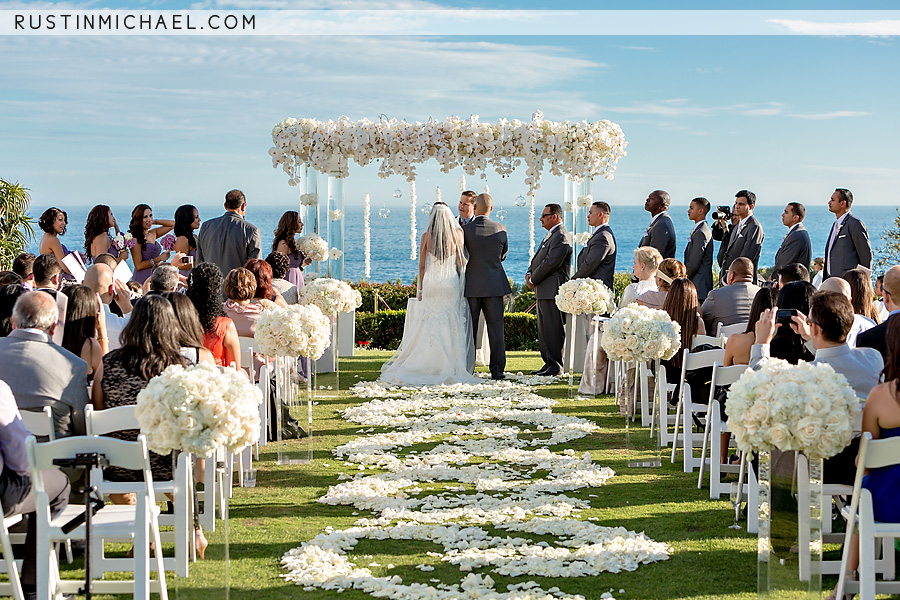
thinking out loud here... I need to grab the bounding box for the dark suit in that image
[463,215,512,378]
[719,214,764,283]
[856,313,894,361]
[573,224,617,291]
[0,329,89,437]
[684,221,714,302]
[824,214,873,279]
[639,212,676,259]
[197,211,262,279]
[772,223,812,275]
[527,225,573,375]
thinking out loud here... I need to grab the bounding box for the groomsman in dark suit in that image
[771,202,812,279]
[719,190,764,284]
[573,201,617,290]
[683,197,714,302]
[525,204,573,376]
[463,194,512,379]
[639,190,676,259]
[824,188,872,280]
[457,190,476,226]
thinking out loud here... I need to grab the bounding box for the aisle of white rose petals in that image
[280,375,671,600]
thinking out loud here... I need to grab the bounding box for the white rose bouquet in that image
[254,304,332,359]
[601,303,681,362]
[554,279,615,316]
[726,359,859,459]
[301,278,362,316]
[297,234,329,262]
[135,363,262,457]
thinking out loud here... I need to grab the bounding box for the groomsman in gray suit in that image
[824,188,872,280]
[719,190,764,284]
[573,201,617,290]
[463,194,512,379]
[197,189,262,280]
[639,190,676,259]
[525,204,572,376]
[771,202,812,279]
[683,197,714,302]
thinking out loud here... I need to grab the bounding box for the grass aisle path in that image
[159,350,758,600]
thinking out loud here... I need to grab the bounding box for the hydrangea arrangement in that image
[726,359,859,459]
[601,303,681,363]
[554,279,615,316]
[301,278,362,316]
[254,304,332,359]
[135,363,261,457]
[297,234,329,262]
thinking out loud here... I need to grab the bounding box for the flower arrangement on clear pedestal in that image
[554,279,615,316]
[601,304,681,363]
[301,278,362,317]
[254,304,332,360]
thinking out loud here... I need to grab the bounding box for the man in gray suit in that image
[771,202,812,279]
[463,194,511,379]
[525,203,572,376]
[197,189,262,279]
[573,201,616,290]
[684,197,714,302]
[0,292,89,438]
[701,257,761,334]
[824,188,872,279]
[639,190,676,259]
[719,190,764,284]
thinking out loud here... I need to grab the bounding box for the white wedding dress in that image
[380,213,478,386]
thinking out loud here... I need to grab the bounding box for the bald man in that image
[856,265,900,360]
[701,257,761,333]
[639,190,676,259]
[819,276,875,347]
[84,264,133,350]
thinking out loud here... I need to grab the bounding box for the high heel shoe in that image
[194,527,208,560]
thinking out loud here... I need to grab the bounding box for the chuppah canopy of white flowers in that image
[280,376,669,600]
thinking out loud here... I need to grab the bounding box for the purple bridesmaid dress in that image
[132,241,161,285]
[286,251,305,289]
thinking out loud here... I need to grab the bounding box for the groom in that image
[463,193,511,379]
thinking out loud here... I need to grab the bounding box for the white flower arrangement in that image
[297,234,329,262]
[555,279,615,316]
[573,232,591,246]
[328,209,344,221]
[601,303,681,363]
[363,194,371,279]
[301,278,362,316]
[254,304,331,359]
[300,193,319,206]
[726,359,859,459]
[135,363,261,457]
[564,200,574,213]
[329,248,343,261]
[409,179,417,261]
[576,194,593,208]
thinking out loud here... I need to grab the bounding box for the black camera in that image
[711,205,732,221]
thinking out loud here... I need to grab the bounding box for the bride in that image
[380,202,479,386]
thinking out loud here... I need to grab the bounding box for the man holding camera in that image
[771,202,812,279]
[718,190,764,285]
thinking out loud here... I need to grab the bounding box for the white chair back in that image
[84,404,138,436]
[671,347,726,471]
[717,322,748,338]
[691,334,725,349]
[239,336,256,382]
[697,363,750,497]
[19,407,55,440]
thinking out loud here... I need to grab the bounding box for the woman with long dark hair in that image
[186,262,240,370]
[272,211,310,289]
[843,268,881,325]
[244,258,288,307]
[173,204,200,274]
[61,284,105,379]
[128,204,175,285]
[770,281,816,364]
[162,292,216,365]
[84,204,128,263]
[724,287,778,367]
[37,207,74,279]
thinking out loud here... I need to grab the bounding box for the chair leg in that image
[698,412,712,489]
[670,399,683,463]
[858,491,875,600]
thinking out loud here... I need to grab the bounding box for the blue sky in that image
[2,2,898,212]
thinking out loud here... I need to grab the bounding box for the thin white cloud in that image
[602,99,710,118]
[787,110,870,120]
[768,18,900,37]
[804,165,900,177]
[602,100,869,121]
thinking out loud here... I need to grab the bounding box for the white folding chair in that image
[716,321,748,338]
[670,347,725,472]
[27,435,168,600]
[691,334,725,349]
[835,432,900,600]
[0,514,25,600]
[697,363,748,497]
[85,405,193,577]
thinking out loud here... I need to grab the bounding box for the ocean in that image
[30,203,899,284]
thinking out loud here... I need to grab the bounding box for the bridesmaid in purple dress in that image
[272,211,310,290]
[85,204,129,264]
[128,204,175,285]
[38,207,76,281]
[173,204,200,276]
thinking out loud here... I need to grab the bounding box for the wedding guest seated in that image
[844,268,881,324]
[146,262,180,295]
[811,256,825,288]
[857,265,900,360]
[619,246,662,308]
[0,380,70,600]
[0,272,22,287]
[701,257,761,334]
[659,278,706,393]
[83,264,133,351]
[820,276,874,347]
[126,280,143,298]
[162,292,216,365]
[724,287,778,367]
[769,281,816,364]
[874,274,889,321]
[0,284,28,337]
[776,262,809,288]
[0,291,89,437]
[61,284,106,381]
[223,267,274,377]
[12,253,36,289]
[636,258,686,310]
[266,251,299,305]
[32,253,67,345]
[186,263,240,370]
[244,259,288,307]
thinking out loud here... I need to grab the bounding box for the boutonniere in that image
[837,223,844,233]
[739,223,747,233]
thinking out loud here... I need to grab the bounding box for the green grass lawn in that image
[55,350,776,599]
